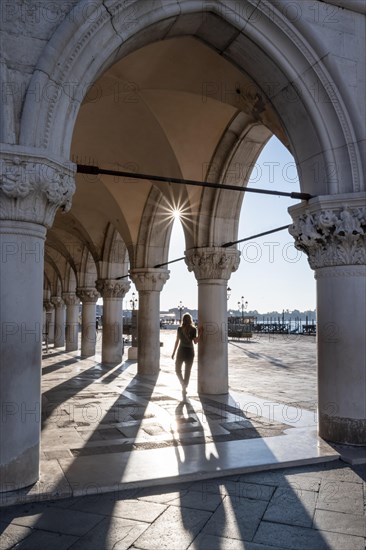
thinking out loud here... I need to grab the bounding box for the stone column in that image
[42,305,46,339]
[62,292,80,352]
[43,300,53,346]
[96,279,130,365]
[45,301,55,344]
[76,288,100,357]
[289,193,366,445]
[51,296,65,348]
[185,247,240,394]
[0,147,75,492]
[130,269,169,375]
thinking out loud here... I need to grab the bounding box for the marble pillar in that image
[127,308,138,360]
[130,269,169,375]
[96,279,130,365]
[0,148,75,491]
[62,292,80,352]
[45,301,55,344]
[185,247,240,394]
[289,193,366,445]
[51,296,65,348]
[76,288,100,358]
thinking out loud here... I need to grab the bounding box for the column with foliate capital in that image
[185,247,240,394]
[62,292,80,352]
[0,148,75,491]
[96,279,130,365]
[76,288,100,357]
[289,193,366,445]
[130,269,169,375]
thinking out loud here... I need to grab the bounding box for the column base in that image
[319,413,366,446]
[0,445,39,493]
[128,347,138,360]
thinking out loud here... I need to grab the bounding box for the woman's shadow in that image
[171,398,225,548]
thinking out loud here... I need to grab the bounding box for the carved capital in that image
[289,194,366,269]
[76,287,100,303]
[130,269,169,292]
[43,300,54,312]
[50,296,65,309]
[96,279,130,298]
[185,247,240,280]
[0,147,76,226]
[62,292,80,306]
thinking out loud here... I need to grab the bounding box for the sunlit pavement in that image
[1,331,365,549]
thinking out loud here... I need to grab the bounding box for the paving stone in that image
[188,534,288,550]
[317,464,366,483]
[313,508,366,537]
[197,479,275,501]
[317,480,364,515]
[99,428,127,440]
[136,490,191,505]
[69,494,166,522]
[202,496,268,541]
[67,516,148,549]
[0,522,33,549]
[0,507,103,536]
[238,471,321,493]
[254,521,366,550]
[131,505,211,549]
[167,489,223,512]
[263,486,317,527]
[43,449,73,459]
[7,529,78,549]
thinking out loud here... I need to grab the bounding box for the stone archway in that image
[1,0,365,493]
[19,1,362,194]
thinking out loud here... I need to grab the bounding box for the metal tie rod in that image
[77,164,313,200]
[153,224,290,268]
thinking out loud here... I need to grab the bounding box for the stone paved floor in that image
[1,331,365,549]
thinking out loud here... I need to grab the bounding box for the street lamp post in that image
[130,292,138,311]
[177,301,185,323]
[129,292,138,351]
[227,287,231,302]
[238,296,248,323]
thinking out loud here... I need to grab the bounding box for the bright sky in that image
[124,136,316,314]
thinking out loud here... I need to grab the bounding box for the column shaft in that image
[81,302,97,357]
[130,269,169,375]
[46,306,55,344]
[102,297,123,364]
[137,291,160,374]
[0,221,46,491]
[198,279,228,394]
[96,280,129,366]
[63,293,80,352]
[52,298,65,348]
[316,266,366,444]
[76,288,99,358]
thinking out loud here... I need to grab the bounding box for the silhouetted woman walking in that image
[172,313,202,397]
